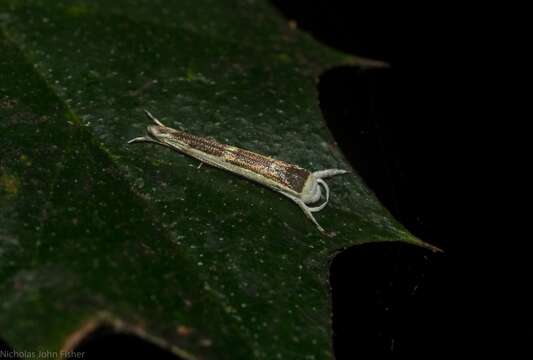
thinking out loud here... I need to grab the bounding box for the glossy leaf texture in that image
[0,0,435,358]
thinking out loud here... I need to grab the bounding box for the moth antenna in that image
[306,179,330,212]
[144,109,166,127]
[128,136,161,145]
[313,169,348,179]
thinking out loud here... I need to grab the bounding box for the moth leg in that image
[280,192,329,235]
[313,169,348,179]
[144,109,166,127]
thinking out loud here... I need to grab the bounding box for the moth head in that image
[146,125,174,141]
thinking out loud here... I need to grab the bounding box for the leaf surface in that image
[0,1,434,358]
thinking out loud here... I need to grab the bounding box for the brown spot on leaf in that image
[177,325,192,336]
[0,173,20,196]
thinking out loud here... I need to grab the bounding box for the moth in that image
[128,110,348,235]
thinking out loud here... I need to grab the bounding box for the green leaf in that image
[0,0,437,358]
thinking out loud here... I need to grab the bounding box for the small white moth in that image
[129,110,348,235]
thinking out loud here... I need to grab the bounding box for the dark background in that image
[270,1,486,358]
